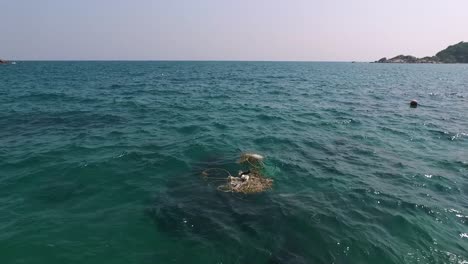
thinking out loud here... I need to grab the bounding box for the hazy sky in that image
[1,0,466,61]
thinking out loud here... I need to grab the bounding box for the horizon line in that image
[4,59,369,63]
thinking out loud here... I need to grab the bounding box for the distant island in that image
[375,41,468,63]
[0,59,16,65]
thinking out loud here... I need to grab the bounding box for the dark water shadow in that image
[144,153,331,263]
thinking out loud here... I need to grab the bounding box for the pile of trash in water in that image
[202,153,273,194]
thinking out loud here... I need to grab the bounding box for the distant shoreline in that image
[374,41,468,64]
[2,60,468,64]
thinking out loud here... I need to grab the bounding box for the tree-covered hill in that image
[436,42,468,63]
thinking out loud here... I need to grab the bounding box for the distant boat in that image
[11,62,16,65]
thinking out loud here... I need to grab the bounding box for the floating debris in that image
[239,153,264,167]
[202,153,273,194]
[220,170,273,194]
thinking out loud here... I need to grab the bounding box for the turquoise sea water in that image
[1,62,467,263]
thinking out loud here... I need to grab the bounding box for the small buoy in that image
[410,100,418,108]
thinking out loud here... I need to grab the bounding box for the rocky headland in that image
[375,41,468,64]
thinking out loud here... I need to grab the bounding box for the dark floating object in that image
[410,100,418,108]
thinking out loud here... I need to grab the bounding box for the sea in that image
[1,61,467,264]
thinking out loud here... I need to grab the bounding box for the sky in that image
[0,0,466,61]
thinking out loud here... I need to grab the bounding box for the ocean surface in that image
[1,61,467,264]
